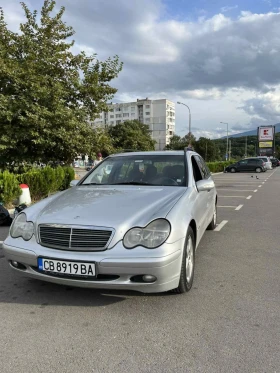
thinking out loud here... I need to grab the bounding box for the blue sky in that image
[3,0,280,139]
[163,0,280,19]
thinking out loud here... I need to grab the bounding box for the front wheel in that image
[255,167,262,173]
[172,227,195,294]
[207,205,217,230]
[230,167,236,173]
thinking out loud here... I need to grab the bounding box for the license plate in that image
[38,258,95,277]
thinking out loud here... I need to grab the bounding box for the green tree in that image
[0,0,122,164]
[108,120,156,151]
[90,128,115,158]
[166,133,196,150]
[195,137,216,161]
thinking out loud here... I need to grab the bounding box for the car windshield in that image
[81,154,186,187]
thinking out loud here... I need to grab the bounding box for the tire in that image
[230,167,236,173]
[207,204,217,230]
[172,227,195,294]
[255,167,262,173]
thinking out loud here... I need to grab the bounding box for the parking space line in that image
[258,185,262,188]
[235,204,243,211]
[254,189,258,192]
[218,196,247,198]
[218,206,237,208]
[218,189,256,192]
[214,220,228,232]
[246,195,252,199]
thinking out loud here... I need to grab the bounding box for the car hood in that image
[30,185,186,245]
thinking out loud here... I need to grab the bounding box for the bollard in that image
[19,184,32,205]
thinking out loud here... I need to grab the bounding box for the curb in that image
[211,172,224,175]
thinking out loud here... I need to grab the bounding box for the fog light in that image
[11,261,18,268]
[142,275,156,283]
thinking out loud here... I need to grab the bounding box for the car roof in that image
[109,150,199,158]
[244,157,261,160]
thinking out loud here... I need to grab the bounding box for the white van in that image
[257,156,272,170]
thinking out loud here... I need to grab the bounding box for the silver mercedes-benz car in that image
[3,150,217,294]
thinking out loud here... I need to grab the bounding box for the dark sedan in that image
[225,158,266,173]
[270,158,279,167]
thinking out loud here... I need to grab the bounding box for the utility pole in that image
[220,122,229,160]
[229,140,231,160]
[177,102,192,145]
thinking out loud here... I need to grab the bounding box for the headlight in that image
[10,213,34,241]
[123,219,171,249]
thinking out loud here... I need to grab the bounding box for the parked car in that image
[225,158,266,173]
[270,158,279,168]
[257,156,272,170]
[3,150,217,294]
[85,161,93,171]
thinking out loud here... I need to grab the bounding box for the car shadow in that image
[0,260,174,308]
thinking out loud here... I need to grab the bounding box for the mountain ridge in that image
[220,123,280,139]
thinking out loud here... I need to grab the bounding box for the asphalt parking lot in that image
[0,169,279,373]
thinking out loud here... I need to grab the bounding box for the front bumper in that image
[2,238,184,293]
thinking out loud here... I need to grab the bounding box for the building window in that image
[131,106,135,111]
[110,115,114,118]
[145,105,150,109]
[110,121,114,125]
[145,118,150,124]
[115,107,121,112]
[116,114,122,118]
[145,112,150,116]
[169,131,173,135]
[131,113,135,117]
[116,120,121,124]
[123,113,129,118]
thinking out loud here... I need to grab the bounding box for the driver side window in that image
[191,156,203,182]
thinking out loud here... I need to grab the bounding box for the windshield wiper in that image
[109,181,153,186]
[80,183,106,186]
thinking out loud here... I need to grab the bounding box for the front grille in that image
[39,225,113,251]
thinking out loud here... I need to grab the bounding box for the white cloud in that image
[221,5,238,13]
[2,0,280,138]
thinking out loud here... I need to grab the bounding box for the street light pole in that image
[220,122,229,161]
[177,102,192,145]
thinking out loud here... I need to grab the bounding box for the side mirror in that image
[196,179,215,192]
[70,180,79,187]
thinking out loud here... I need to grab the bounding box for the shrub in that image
[18,166,74,201]
[0,171,22,206]
[61,166,75,191]
[1,166,75,206]
[206,161,232,173]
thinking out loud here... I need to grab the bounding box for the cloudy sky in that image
[3,0,280,138]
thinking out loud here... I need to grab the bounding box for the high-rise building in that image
[93,98,175,150]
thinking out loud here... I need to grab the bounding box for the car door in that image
[247,159,256,171]
[238,160,248,171]
[195,155,216,228]
[190,156,210,240]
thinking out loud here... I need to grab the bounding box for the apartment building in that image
[93,98,175,150]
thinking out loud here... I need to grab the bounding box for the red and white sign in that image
[259,127,274,141]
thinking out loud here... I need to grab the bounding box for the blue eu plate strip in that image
[38,258,43,270]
